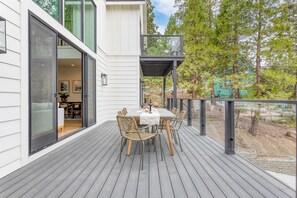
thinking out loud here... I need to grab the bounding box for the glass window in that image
[30,16,57,152]
[33,0,61,22]
[64,0,82,40]
[85,0,96,51]
[87,56,96,126]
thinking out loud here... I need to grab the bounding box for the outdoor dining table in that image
[126,108,176,156]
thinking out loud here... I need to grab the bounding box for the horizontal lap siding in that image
[106,5,140,120]
[108,56,139,120]
[0,0,21,178]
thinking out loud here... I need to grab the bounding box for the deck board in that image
[0,121,295,198]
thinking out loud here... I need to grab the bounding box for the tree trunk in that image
[233,60,240,99]
[295,73,297,99]
[255,0,263,97]
[233,1,240,100]
[249,108,260,136]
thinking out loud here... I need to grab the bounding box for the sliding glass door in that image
[29,16,57,153]
[86,56,96,126]
[29,15,97,153]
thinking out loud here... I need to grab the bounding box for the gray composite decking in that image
[0,121,295,198]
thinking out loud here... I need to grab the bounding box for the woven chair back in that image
[122,108,128,116]
[116,115,139,134]
[176,110,187,122]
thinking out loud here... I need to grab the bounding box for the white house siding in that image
[106,5,141,120]
[0,0,22,178]
[0,0,143,179]
[107,55,140,120]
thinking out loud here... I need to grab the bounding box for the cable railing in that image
[167,98,297,178]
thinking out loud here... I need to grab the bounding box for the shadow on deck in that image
[0,121,295,198]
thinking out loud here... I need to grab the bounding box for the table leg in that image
[127,140,132,156]
[165,120,175,156]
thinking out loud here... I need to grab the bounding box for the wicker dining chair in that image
[116,115,163,170]
[122,108,128,116]
[171,107,177,115]
[117,111,123,116]
[170,110,187,152]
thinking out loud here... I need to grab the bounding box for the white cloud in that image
[152,0,177,17]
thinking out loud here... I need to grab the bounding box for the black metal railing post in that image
[225,101,235,155]
[180,99,183,111]
[167,98,170,110]
[200,100,206,136]
[170,98,174,110]
[187,99,192,126]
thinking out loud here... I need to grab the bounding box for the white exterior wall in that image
[0,1,143,178]
[0,0,22,178]
[106,5,141,120]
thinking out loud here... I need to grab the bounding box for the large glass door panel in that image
[30,16,57,153]
[86,56,96,126]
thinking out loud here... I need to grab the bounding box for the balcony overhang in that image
[140,56,184,76]
[140,35,185,77]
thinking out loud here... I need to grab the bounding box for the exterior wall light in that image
[101,73,108,86]
[0,16,6,54]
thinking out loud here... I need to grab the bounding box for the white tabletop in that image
[127,108,175,119]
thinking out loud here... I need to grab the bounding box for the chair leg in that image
[141,141,145,170]
[119,137,123,162]
[177,132,183,152]
[172,130,178,145]
[154,137,157,152]
[159,134,164,161]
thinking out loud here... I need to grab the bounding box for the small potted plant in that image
[59,92,70,102]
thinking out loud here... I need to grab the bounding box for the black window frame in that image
[32,0,97,53]
[28,12,97,155]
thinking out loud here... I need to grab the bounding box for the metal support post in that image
[225,101,235,155]
[200,100,206,136]
[172,61,177,108]
[187,99,192,126]
[167,98,170,110]
[180,99,183,111]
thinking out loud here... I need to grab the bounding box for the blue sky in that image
[151,0,176,34]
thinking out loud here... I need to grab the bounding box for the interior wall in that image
[58,66,82,102]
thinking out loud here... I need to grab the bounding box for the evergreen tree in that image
[165,15,180,35]
[177,0,219,98]
[215,0,253,99]
[147,0,159,35]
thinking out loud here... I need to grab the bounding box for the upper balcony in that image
[140,35,185,76]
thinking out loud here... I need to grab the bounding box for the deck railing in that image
[167,98,297,178]
[140,35,184,57]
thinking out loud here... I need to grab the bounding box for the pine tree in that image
[178,0,219,98]
[147,0,159,35]
[165,15,180,35]
[215,0,253,99]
